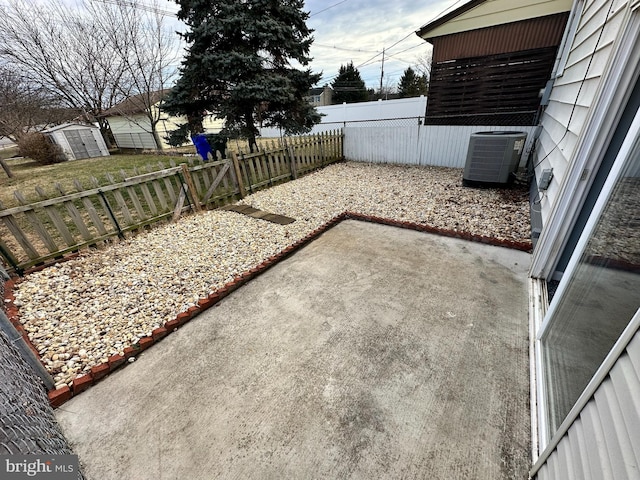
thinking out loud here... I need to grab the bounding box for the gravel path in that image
[13,162,531,388]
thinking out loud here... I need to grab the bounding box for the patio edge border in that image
[4,213,532,408]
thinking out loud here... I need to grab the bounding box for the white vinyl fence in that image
[257,96,536,168]
[258,96,428,137]
[343,119,537,168]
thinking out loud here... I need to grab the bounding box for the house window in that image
[539,127,640,439]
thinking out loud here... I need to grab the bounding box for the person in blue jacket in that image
[191,133,213,162]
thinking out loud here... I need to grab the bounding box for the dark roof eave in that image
[416,0,488,39]
[100,89,171,117]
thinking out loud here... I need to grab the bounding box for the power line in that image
[90,0,353,19]
[309,0,350,17]
[313,44,379,54]
[387,43,431,57]
[91,0,177,17]
[422,0,469,27]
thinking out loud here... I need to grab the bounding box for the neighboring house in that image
[306,86,333,106]
[525,0,640,477]
[416,0,572,125]
[41,123,109,161]
[102,91,224,151]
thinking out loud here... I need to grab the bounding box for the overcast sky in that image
[159,0,461,90]
[303,0,457,89]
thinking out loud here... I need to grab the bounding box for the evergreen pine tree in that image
[397,67,429,98]
[331,62,368,104]
[164,0,321,152]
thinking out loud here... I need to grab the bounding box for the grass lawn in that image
[0,150,197,209]
[0,137,286,209]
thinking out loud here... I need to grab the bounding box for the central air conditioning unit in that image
[462,131,527,187]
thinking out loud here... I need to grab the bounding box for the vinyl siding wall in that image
[533,0,629,224]
[107,115,158,150]
[422,0,572,38]
[106,104,224,150]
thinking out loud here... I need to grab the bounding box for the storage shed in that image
[42,123,109,161]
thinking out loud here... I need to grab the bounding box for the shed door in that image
[63,130,101,159]
[79,130,102,158]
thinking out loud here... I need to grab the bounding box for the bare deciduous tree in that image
[416,50,433,82]
[0,0,179,149]
[0,0,127,146]
[376,77,398,100]
[0,64,76,140]
[92,0,180,149]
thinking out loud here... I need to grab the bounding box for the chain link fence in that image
[1,269,6,314]
[424,111,538,126]
[0,303,85,478]
[341,118,536,168]
[321,117,425,129]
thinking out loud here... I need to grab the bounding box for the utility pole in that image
[379,48,385,99]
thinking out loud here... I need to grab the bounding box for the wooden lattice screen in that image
[425,47,558,126]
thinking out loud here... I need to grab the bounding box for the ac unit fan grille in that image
[463,132,527,186]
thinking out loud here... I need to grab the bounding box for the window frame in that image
[533,99,640,458]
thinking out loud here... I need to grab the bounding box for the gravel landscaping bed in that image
[11,162,531,388]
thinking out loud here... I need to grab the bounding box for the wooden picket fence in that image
[0,131,343,275]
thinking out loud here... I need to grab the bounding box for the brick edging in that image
[343,212,533,252]
[5,213,531,408]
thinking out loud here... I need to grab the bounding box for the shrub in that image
[18,132,65,165]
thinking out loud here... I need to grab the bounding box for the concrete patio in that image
[55,220,531,479]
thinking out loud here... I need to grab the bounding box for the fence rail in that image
[0,131,343,274]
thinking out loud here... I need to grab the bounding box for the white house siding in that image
[533,324,640,479]
[107,115,157,150]
[107,108,224,150]
[534,0,629,224]
[422,0,573,37]
[157,112,224,149]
